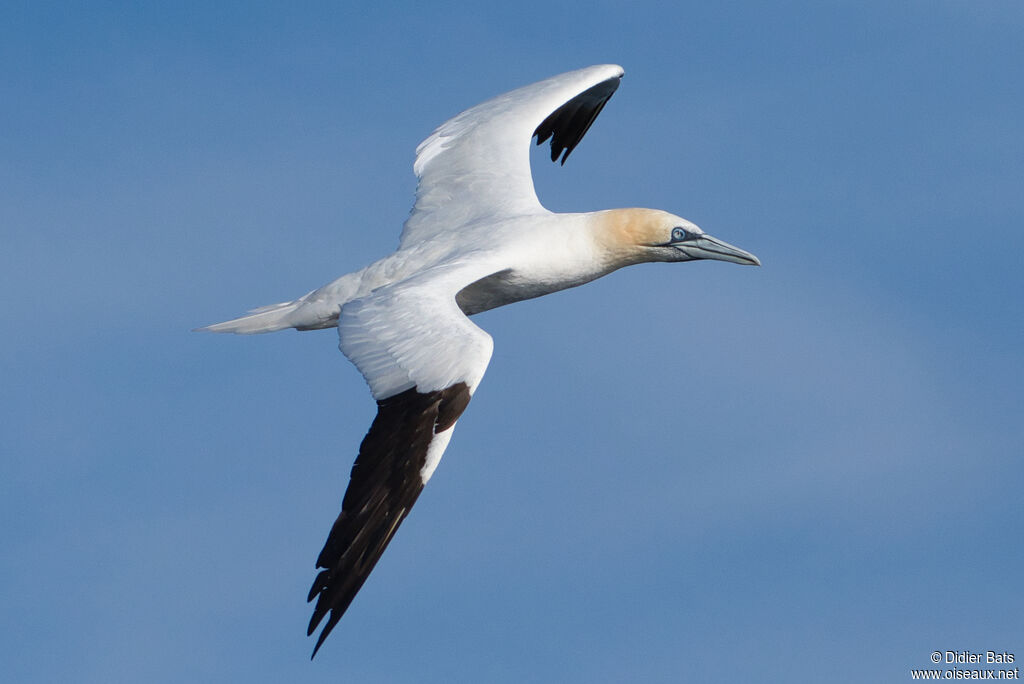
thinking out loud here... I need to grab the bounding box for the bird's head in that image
[595,208,760,268]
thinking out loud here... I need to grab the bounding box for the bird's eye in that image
[671,227,686,241]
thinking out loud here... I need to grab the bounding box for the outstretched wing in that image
[306,262,496,657]
[400,64,623,248]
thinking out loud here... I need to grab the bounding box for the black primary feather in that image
[307,383,472,658]
[533,75,621,164]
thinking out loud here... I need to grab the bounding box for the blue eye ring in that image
[671,227,687,241]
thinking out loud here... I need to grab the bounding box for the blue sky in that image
[2,2,1022,682]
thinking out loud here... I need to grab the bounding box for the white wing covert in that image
[400,64,624,248]
[337,261,497,399]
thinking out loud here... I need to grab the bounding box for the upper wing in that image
[400,64,624,248]
[306,262,496,657]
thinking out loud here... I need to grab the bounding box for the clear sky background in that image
[2,2,1022,682]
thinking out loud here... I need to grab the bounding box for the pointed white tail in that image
[194,300,304,334]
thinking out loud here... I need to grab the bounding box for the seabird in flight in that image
[198,64,759,657]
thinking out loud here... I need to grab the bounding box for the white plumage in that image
[404,63,625,246]
[337,259,497,399]
[197,64,759,657]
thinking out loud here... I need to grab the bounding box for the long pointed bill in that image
[677,233,760,266]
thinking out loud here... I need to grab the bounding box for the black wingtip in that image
[310,613,341,659]
[303,385,474,658]
[307,600,329,636]
[307,569,330,603]
[533,75,620,169]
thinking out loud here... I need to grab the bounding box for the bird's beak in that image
[676,233,760,266]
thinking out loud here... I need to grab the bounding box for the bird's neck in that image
[587,208,664,268]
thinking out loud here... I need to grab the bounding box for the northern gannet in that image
[198,64,759,657]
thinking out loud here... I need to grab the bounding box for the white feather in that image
[337,260,498,399]
[402,64,624,248]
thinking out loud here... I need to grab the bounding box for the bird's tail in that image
[194,293,342,334]
[194,300,305,334]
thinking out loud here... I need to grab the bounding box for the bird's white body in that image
[223,210,625,334]
[198,64,758,656]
